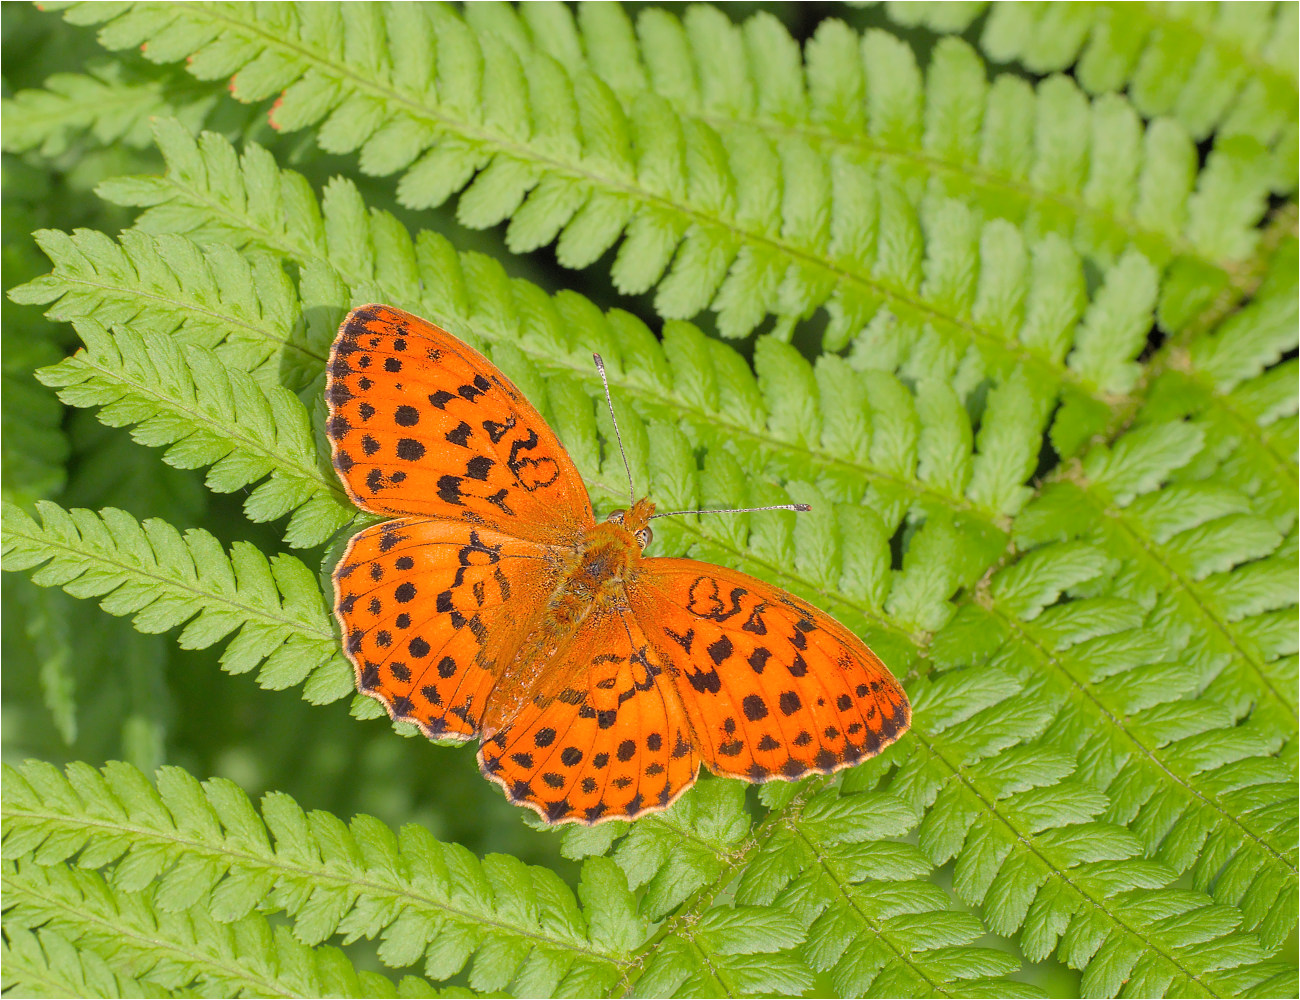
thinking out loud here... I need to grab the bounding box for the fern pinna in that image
[2,3,1295,998]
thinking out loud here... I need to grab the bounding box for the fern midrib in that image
[1074,478,1299,724]
[695,110,1217,275]
[1,805,631,972]
[1,867,300,998]
[60,349,352,510]
[136,171,1013,543]
[43,266,320,371]
[3,516,335,645]
[904,724,1220,996]
[984,595,1297,877]
[184,2,1124,414]
[1104,205,1300,473]
[0,945,126,999]
[1101,1,1299,94]
[619,780,825,994]
[789,823,958,997]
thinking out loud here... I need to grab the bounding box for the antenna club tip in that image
[794,503,811,512]
[592,352,604,367]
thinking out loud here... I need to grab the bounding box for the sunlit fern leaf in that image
[34,320,352,548]
[2,759,645,995]
[0,501,351,705]
[8,229,316,390]
[883,0,1298,178]
[1,855,420,998]
[0,923,174,999]
[48,2,1177,415]
[477,2,1275,305]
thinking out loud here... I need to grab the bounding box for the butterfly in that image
[325,304,911,824]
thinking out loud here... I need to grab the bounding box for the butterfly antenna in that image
[592,353,636,506]
[650,503,811,519]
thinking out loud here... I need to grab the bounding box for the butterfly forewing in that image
[629,560,910,782]
[326,304,594,545]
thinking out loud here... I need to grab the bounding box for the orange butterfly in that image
[326,305,910,824]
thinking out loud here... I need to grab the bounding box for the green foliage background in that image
[1,2,1296,997]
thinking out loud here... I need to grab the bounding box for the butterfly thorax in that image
[481,506,650,735]
[546,517,645,628]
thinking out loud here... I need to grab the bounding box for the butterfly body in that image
[327,305,910,824]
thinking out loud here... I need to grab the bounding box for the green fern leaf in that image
[3,759,642,994]
[2,855,414,997]
[0,60,220,159]
[34,320,351,548]
[1,501,350,704]
[885,1,1298,172]
[485,2,1275,306]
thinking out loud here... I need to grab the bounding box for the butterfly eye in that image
[635,527,653,549]
[607,510,625,525]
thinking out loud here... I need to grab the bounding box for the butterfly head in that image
[606,497,655,550]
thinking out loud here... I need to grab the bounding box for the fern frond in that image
[3,759,643,994]
[0,501,350,705]
[8,228,320,391]
[1142,236,1299,529]
[982,541,1296,947]
[0,60,219,159]
[60,4,1167,429]
[34,321,352,548]
[477,2,1273,300]
[884,2,1298,164]
[0,923,173,999]
[88,121,1077,550]
[1,855,413,998]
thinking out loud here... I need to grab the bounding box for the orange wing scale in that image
[478,609,700,823]
[327,304,593,544]
[629,561,909,783]
[326,304,911,825]
[334,518,557,741]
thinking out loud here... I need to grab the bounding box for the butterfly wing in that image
[326,304,594,545]
[477,608,701,824]
[334,517,561,740]
[629,559,910,781]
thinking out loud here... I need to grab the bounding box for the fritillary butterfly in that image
[326,304,911,824]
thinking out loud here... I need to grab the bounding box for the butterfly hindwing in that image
[630,559,911,781]
[477,609,701,823]
[334,518,560,741]
[326,304,594,545]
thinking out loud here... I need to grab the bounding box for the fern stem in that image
[619,780,825,994]
[987,597,1295,872]
[906,726,1223,996]
[786,822,957,997]
[2,864,307,998]
[2,803,633,974]
[155,3,1126,415]
[1059,478,1296,728]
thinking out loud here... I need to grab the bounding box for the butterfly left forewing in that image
[327,304,594,545]
[629,559,910,782]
